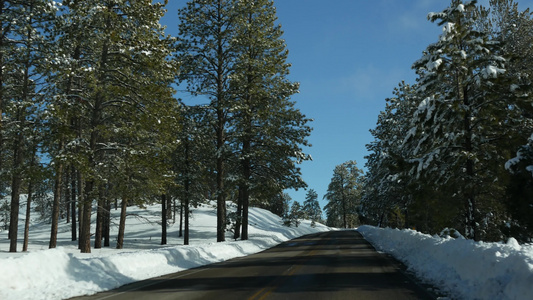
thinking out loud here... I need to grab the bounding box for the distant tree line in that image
[362,0,533,242]
[0,0,312,253]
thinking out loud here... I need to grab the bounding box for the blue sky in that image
[161,0,532,210]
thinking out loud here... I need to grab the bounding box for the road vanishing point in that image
[73,230,436,300]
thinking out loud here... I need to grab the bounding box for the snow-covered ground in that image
[0,201,332,300]
[2,201,533,300]
[358,225,533,300]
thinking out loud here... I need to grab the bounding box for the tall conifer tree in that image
[177,0,240,242]
[230,0,311,240]
[49,0,178,252]
[406,0,522,240]
[324,161,363,229]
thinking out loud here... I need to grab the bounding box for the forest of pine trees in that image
[362,0,533,242]
[0,0,311,252]
[4,0,533,254]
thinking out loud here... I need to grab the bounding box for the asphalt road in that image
[73,230,435,300]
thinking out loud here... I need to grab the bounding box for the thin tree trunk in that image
[49,140,65,249]
[167,194,172,221]
[179,200,183,238]
[80,175,92,253]
[241,184,250,240]
[161,194,167,245]
[234,188,242,240]
[215,1,227,242]
[77,172,83,249]
[116,197,128,249]
[0,0,4,188]
[71,166,77,241]
[9,125,23,252]
[216,109,226,242]
[184,140,190,245]
[23,151,35,252]
[173,196,177,224]
[65,169,70,224]
[184,198,190,246]
[103,196,110,247]
[241,125,251,241]
[80,196,92,253]
[94,186,104,249]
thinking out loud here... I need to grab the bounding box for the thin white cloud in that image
[339,65,410,102]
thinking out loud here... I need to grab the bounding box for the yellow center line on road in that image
[248,249,318,300]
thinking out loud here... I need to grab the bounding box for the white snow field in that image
[358,225,533,300]
[1,200,533,300]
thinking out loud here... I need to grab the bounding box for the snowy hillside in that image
[358,226,533,300]
[0,201,332,300]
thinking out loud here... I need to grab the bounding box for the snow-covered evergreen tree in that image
[302,189,322,227]
[363,82,419,228]
[488,0,533,241]
[406,0,522,240]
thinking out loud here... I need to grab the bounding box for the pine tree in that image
[324,161,363,228]
[302,189,322,227]
[1,0,56,252]
[406,0,522,240]
[172,104,215,245]
[48,0,178,252]
[487,0,533,241]
[363,82,419,228]
[229,0,311,240]
[177,0,242,242]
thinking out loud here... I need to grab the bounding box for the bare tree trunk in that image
[184,198,190,246]
[241,185,249,241]
[216,109,226,242]
[80,174,92,253]
[94,186,104,249]
[167,194,172,221]
[65,170,70,224]
[116,198,128,249]
[9,108,25,253]
[80,197,92,253]
[77,172,83,249]
[179,199,183,238]
[71,166,77,241]
[161,194,167,245]
[215,1,227,242]
[173,196,177,223]
[0,0,4,189]
[49,141,64,249]
[234,188,242,240]
[241,132,251,241]
[103,196,110,247]
[23,162,34,252]
[182,139,191,244]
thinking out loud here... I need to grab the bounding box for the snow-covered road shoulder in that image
[357,225,533,300]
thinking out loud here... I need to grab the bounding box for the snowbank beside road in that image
[0,203,331,300]
[358,225,533,300]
